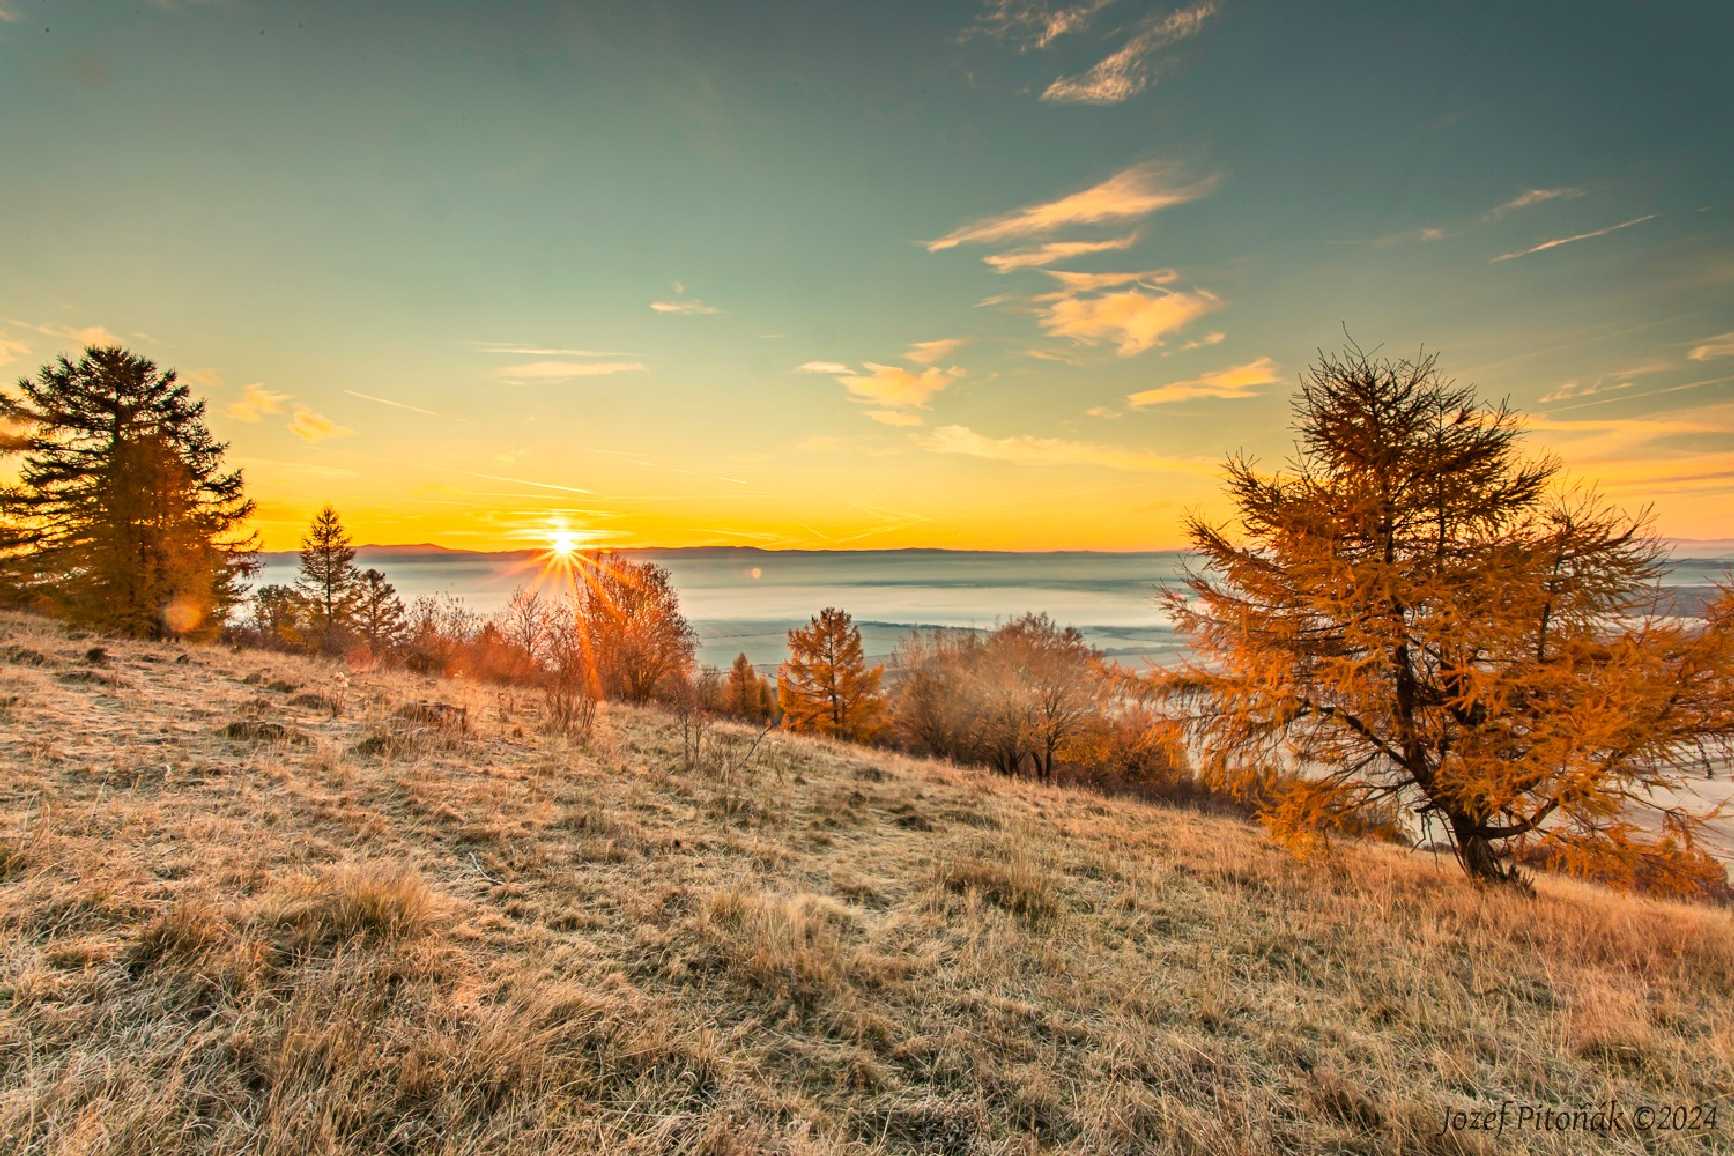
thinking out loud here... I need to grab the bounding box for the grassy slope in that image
[0,610,1730,1155]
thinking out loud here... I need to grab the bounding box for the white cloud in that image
[1040,284,1222,356]
[650,298,721,316]
[798,360,852,375]
[495,360,646,383]
[903,337,966,365]
[1490,214,1657,263]
[1042,0,1216,105]
[836,362,964,408]
[227,383,290,422]
[918,424,1207,474]
[927,161,1216,251]
[288,407,353,443]
[1485,187,1585,220]
[1688,331,1734,362]
[866,409,924,427]
[1127,356,1280,406]
[983,232,1139,272]
[1084,405,1121,419]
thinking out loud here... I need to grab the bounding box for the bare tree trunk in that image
[1446,810,1529,890]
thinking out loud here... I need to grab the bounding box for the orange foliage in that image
[779,607,886,741]
[1160,342,1734,888]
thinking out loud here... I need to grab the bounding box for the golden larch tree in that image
[1160,343,1734,890]
[779,607,886,741]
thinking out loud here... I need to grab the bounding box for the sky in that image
[2,0,1732,552]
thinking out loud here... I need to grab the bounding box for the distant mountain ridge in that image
[253,540,1734,564]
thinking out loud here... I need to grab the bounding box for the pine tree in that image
[354,568,407,655]
[0,346,255,637]
[724,652,765,719]
[297,505,358,655]
[779,607,885,740]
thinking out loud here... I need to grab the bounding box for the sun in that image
[547,529,581,560]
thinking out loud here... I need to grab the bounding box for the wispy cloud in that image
[0,5,21,23]
[1126,356,1279,406]
[226,382,290,422]
[1179,330,1226,350]
[1374,225,1447,247]
[927,161,1216,251]
[1490,213,1658,263]
[1042,268,1179,292]
[649,298,721,316]
[798,360,852,375]
[0,337,29,367]
[1543,373,1734,415]
[969,0,1113,49]
[1039,281,1222,356]
[903,337,966,365]
[471,472,594,496]
[7,320,122,348]
[344,389,440,417]
[473,343,629,357]
[983,232,1139,272]
[495,359,645,383]
[1084,404,1121,419]
[836,362,964,408]
[1042,0,1216,106]
[1688,331,1734,362]
[866,409,925,427]
[1539,380,1630,405]
[918,424,1207,474]
[1485,186,1585,220]
[288,406,353,443]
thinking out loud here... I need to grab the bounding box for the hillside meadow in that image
[0,610,1730,1154]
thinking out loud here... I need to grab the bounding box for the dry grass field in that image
[0,610,1730,1154]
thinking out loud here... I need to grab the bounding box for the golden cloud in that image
[1127,356,1280,407]
[927,162,1216,251]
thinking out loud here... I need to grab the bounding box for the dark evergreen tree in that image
[354,567,408,655]
[0,346,255,637]
[296,505,358,654]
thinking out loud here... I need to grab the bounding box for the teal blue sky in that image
[3,1,1731,549]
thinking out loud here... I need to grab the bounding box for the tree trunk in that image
[1446,810,1530,890]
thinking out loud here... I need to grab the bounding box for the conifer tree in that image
[1160,342,1734,889]
[297,505,358,655]
[779,607,886,740]
[724,652,765,720]
[0,346,255,637]
[354,568,407,655]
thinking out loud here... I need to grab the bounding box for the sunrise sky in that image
[3,1,1731,551]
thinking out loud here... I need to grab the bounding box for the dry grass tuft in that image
[936,845,1059,923]
[260,862,441,951]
